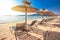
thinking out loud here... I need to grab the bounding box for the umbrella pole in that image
[25,9,27,26]
[25,7,28,30]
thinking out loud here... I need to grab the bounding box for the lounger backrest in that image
[16,23,25,31]
[39,19,45,24]
[30,20,37,26]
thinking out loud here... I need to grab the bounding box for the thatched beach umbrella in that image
[12,0,38,29]
[39,11,57,16]
[12,5,38,13]
[38,9,57,16]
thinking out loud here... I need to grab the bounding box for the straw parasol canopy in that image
[38,9,57,16]
[12,5,38,12]
[39,11,57,16]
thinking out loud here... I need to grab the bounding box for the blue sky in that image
[0,0,60,15]
[17,0,60,15]
[31,0,60,15]
[12,0,60,15]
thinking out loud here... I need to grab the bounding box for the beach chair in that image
[44,19,49,22]
[9,26,18,40]
[10,20,37,33]
[46,18,54,22]
[15,20,37,31]
[10,21,37,39]
[15,23,26,31]
[29,20,37,26]
[38,19,46,25]
[9,23,25,40]
[10,23,25,33]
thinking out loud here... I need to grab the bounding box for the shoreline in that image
[0,16,55,24]
[0,18,43,25]
[0,18,43,24]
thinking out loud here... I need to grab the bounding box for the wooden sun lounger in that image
[38,18,54,25]
[29,20,37,26]
[9,20,37,34]
[9,20,39,40]
[38,19,46,25]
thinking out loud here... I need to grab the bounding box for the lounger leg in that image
[14,32,18,40]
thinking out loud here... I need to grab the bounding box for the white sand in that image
[0,16,60,40]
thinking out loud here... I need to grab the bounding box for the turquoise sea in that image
[0,14,49,23]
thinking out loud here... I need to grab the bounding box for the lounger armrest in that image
[9,26,16,34]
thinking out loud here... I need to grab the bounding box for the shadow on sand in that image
[43,31,60,40]
[52,24,60,28]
